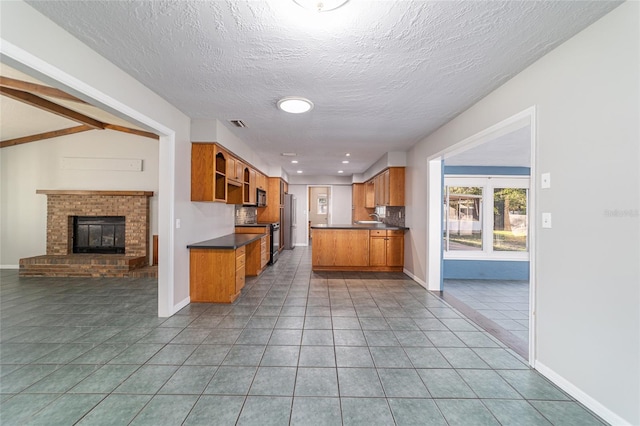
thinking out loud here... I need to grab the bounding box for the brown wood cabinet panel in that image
[387,167,405,206]
[352,183,373,222]
[369,230,404,267]
[312,229,369,267]
[386,235,404,267]
[369,235,387,266]
[365,167,405,207]
[190,248,238,302]
[258,177,284,223]
[191,143,228,202]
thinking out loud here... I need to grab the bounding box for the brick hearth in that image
[19,190,154,277]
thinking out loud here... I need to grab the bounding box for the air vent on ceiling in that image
[229,120,247,128]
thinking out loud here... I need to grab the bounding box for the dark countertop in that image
[311,223,409,231]
[234,223,273,227]
[187,233,264,249]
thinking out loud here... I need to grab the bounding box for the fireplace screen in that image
[73,216,125,254]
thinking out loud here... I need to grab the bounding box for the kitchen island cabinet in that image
[187,233,264,303]
[311,224,407,272]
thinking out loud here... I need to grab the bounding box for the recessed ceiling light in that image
[281,152,297,157]
[277,97,314,114]
[293,0,350,12]
[338,170,344,174]
[345,153,351,157]
[291,160,299,164]
[342,160,349,164]
[297,170,303,174]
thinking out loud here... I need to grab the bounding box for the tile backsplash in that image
[235,206,257,224]
[382,206,405,227]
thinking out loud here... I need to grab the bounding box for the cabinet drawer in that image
[235,267,245,292]
[236,246,246,257]
[387,230,404,237]
[370,230,386,237]
[236,253,245,269]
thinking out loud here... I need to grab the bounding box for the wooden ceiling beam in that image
[104,124,159,140]
[0,76,88,104]
[0,86,105,129]
[0,125,93,148]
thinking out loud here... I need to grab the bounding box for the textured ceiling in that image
[24,0,620,176]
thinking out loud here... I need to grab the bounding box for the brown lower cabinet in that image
[189,233,266,303]
[312,228,404,272]
[369,229,404,267]
[189,246,246,303]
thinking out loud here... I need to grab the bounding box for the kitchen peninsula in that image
[187,232,266,303]
[311,223,408,272]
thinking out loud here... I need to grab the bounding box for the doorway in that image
[308,186,331,241]
[427,108,536,364]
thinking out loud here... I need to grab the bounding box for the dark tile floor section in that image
[443,280,530,342]
[0,248,605,425]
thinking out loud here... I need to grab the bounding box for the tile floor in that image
[443,279,529,356]
[0,247,605,425]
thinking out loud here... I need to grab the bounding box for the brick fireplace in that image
[19,190,154,277]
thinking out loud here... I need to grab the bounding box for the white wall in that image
[405,3,638,424]
[286,184,308,246]
[331,185,352,225]
[0,130,159,266]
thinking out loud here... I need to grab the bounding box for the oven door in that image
[271,224,280,264]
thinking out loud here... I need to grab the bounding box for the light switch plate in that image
[541,173,551,189]
[176,219,181,229]
[542,213,552,228]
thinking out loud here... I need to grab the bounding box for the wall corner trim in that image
[403,268,427,289]
[169,296,190,318]
[535,361,631,426]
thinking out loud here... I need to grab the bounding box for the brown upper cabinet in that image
[257,177,286,223]
[363,167,405,208]
[191,143,228,202]
[191,142,266,205]
[256,172,267,191]
[227,156,243,184]
[243,167,257,205]
[352,183,373,222]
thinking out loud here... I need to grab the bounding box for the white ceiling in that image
[21,0,620,176]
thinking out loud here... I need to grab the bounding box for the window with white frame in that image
[443,176,529,259]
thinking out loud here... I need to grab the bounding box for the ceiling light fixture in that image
[277,97,314,114]
[297,170,303,174]
[338,170,344,174]
[342,160,349,164]
[293,0,350,12]
[291,160,299,164]
[345,153,351,157]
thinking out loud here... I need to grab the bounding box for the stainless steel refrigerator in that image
[283,194,296,250]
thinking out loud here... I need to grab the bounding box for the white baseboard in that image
[0,265,19,269]
[535,361,631,426]
[403,268,427,289]
[294,243,309,247]
[170,296,190,317]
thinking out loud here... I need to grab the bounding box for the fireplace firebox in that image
[73,216,125,254]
